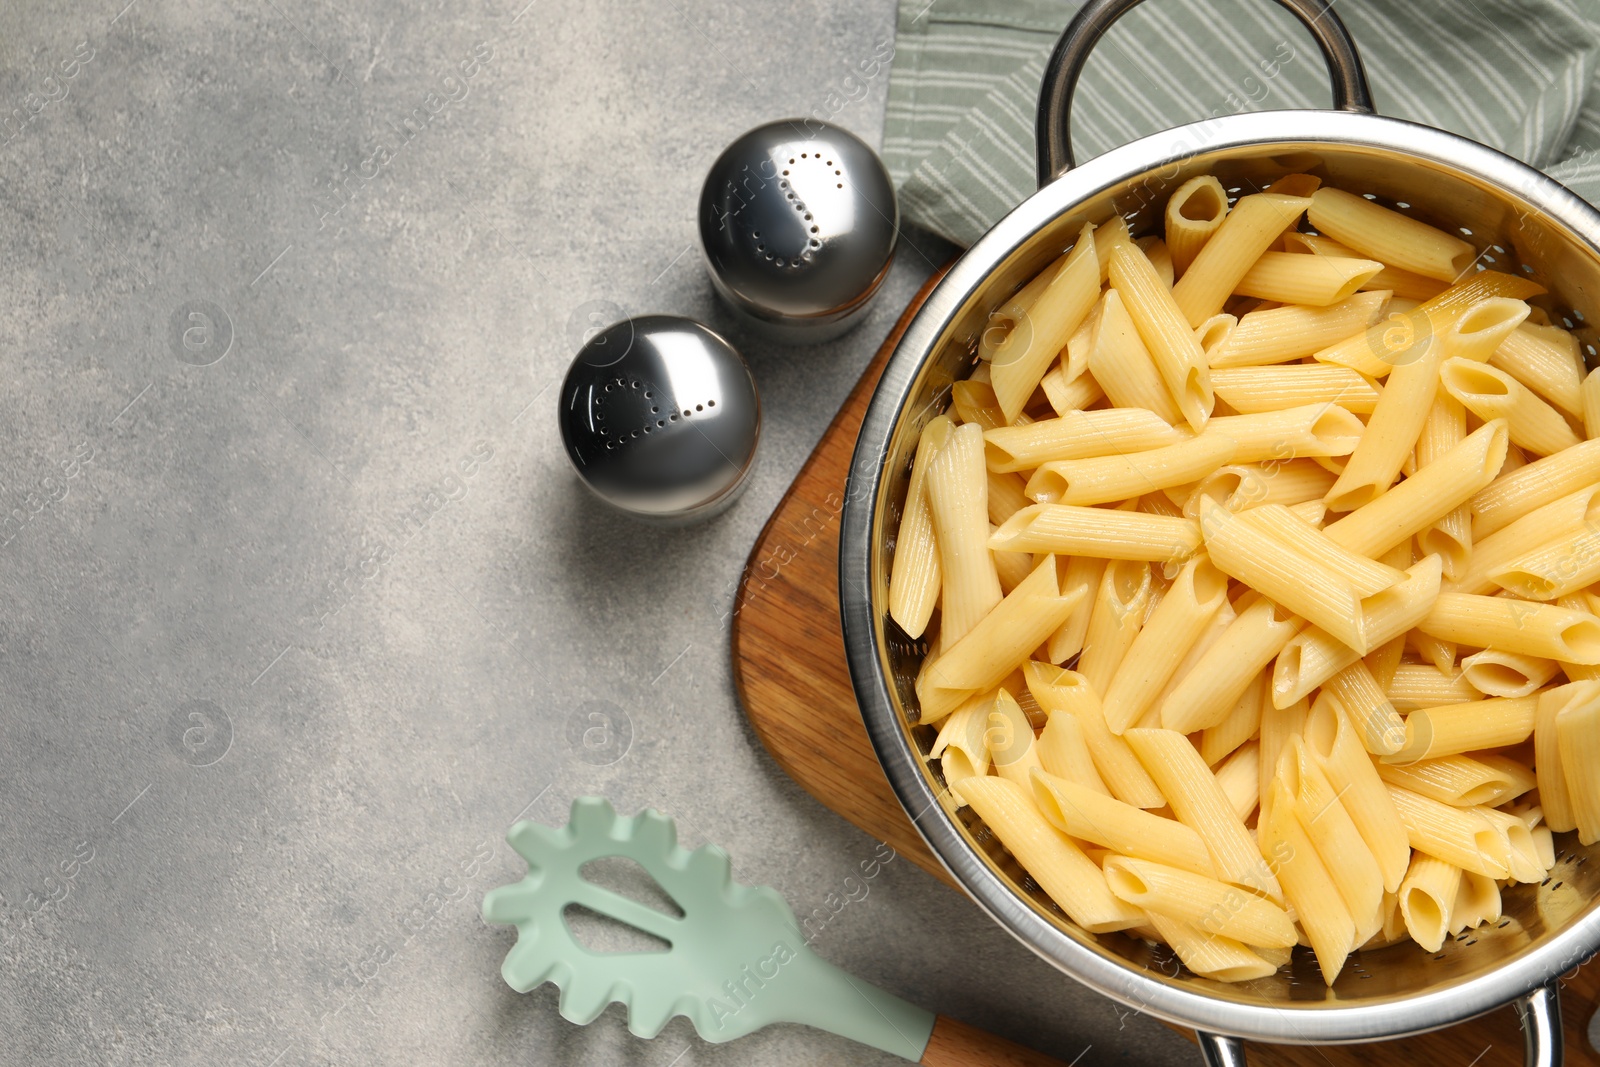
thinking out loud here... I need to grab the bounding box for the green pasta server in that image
[481,797,1066,1066]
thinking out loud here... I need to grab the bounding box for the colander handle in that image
[1034,0,1374,186]
[1193,981,1566,1066]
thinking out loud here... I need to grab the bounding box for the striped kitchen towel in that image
[884,0,1600,247]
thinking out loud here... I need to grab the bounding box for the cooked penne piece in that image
[1272,556,1442,708]
[1376,752,1536,807]
[1458,648,1559,696]
[1386,663,1481,709]
[1235,504,1407,596]
[1040,364,1104,415]
[1282,231,1445,300]
[1586,368,1600,440]
[1202,500,1398,653]
[1184,461,1337,518]
[988,504,1201,562]
[1259,778,1353,984]
[1284,738,1385,944]
[1304,694,1411,892]
[1438,296,1531,362]
[1307,188,1475,282]
[1439,358,1582,457]
[1062,300,1100,386]
[992,539,1034,594]
[1386,694,1538,763]
[1077,559,1154,694]
[1103,855,1296,948]
[1315,271,1543,379]
[951,378,1005,430]
[1202,403,1365,462]
[1233,251,1383,306]
[1324,660,1406,757]
[1046,554,1106,664]
[1030,769,1213,876]
[987,470,1032,526]
[1456,483,1600,593]
[1164,175,1229,277]
[931,693,993,785]
[1386,785,1508,878]
[953,775,1147,932]
[983,408,1186,472]
[1138,236,1175,288]
[1208,290,1389,369]
[979,254,1063,361]
[1415,394,1472,578]
[1417,593,1600,663]
[1210,364,1381,416]
[1324,333,1443,512]
[1554,683,1600,844]
[889,416,952,639]
[928,423,1003,646]
[1035,710,1110,795]
[1490,322,1585,418]
[1535,681,1596,832]
[1110,244,1213,430]
[1367,631,1406,690]
[1102,556,1229,732]
[1398,854,1461,952]
[1124,728,1282,900]
[1321,419,1508,558]
[1194,313,1236,357]
[1452,870,1502,934]
[1028,435,1236,506]
[1144,913,1277,983]
[1172,192,1311,326]
[985,687,1044,787]
[916,556,1083,721]
[1258,695,1307,821]
[1200,672,1267,765]
[1484,526,1600,601]
[1089,289,1185,424]
[1213,741,1259,821]
[1470,438,1600,539]
[1163,594,1300,732]
[1024,662,1165,808]
[1478,807,1547,883]
[991,224,1099,423]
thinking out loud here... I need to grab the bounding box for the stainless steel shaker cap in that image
[699,119,898,343]
[558,315,760,522]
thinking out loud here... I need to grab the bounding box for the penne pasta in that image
[1110,243,1213,430]
[1415,394,1471,579]
[1417,593,1600,663]
[1398,854,1461,952]
[1307,188,1475,281]
[1458,648,1559,697]
[1233,251,1383,306]
[1484,525,1600,601]
[1455,483,1600,594]
[1324,333,1443,512]
[1385,694,1538,763]
[1202,403,1366,463]
[1208,290,1390,369]
[1089,289,1185,424]
[983,408,1185,472]
[1554,682,1600,844]
[1103,855,1296,948]
[916,556,1084,721]
[931,692,993,785]
[953,775,1147,931]
[1439,358,1582,457]
[1200,671,1267,766]
[1144,912,1277,982]
[1259,778,1353,983]
[1282,231,1445,300]
[987,470,1032,526]
[1041,364,1105,415]
[990,224,1099,423]
[1077,559,1154,693]
[1376,752,1536,808]
[1163,593,1301,732]
[1323,659,1406,756]
[986,687,1044,788]
[989,503,1201,563]
[1210,364,1381,416]
[927,423,1003,646]
[1028,435,1236,506]
[1283,738,1385,944]
[1386,785,1509,878]
[1024,662,1165,809]
[1304,695,1411,892]
[1490,322,1585,418]
[1586,367,1600,440]
[1046,554,1106,664]
[1386,663,1481,709]
[1213,740,1260,821]
[1030,769,1213,876]
[889,416,952,638]
[1469,438,1600,539]
[1164,175,1229,277]
[1124,728,1282,900]
[1101,556,1229,732]
[1535,681,1597,833]
[1172,192,1311,327]
[1035,710,1110,795]
[1184,460,1336,518]
[1452,870,1502,934]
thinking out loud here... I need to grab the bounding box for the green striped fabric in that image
[884,0,1600,247]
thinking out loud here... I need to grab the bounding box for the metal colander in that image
[839,1,1600,1063]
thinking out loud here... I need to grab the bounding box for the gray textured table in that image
[0,1,1196,1063]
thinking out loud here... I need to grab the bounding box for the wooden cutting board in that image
[728,266,1600,1066]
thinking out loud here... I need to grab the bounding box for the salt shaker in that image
[558,315,760,524]
[699,119,898,344]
